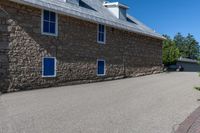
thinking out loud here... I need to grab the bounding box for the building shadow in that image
[0,9,10,93]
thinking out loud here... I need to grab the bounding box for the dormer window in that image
[103,2,129,21]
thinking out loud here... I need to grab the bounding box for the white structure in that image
[103,1,129,21]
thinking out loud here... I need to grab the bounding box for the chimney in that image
[103,1,129,21]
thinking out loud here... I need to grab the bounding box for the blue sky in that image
[110,0,200,42]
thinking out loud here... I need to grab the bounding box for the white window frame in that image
[41,10,58,36]
[96,59,106,76]
[42,57,57,78]
[97,24,106,44]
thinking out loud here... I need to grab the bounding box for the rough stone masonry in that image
[0,0,163,93]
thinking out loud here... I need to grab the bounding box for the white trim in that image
[96,59,106,76]
[42,57,57,78]
[41,10,58,36]
[103,2,129,9]
[97,24,106,44]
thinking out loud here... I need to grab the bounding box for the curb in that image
[176,106,200,133]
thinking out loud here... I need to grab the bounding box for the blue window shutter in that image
[98,60,105,75]
[43,58,56,77]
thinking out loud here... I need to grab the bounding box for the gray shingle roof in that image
[10,0,165,40]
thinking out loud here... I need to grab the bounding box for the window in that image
[42,57,57,77]
[97,24,106,44]
[97,59,106,76]
[42,10,58,36]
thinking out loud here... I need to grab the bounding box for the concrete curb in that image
[176,106,200,133]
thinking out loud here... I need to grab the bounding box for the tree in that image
[174,33,187,57]
[174,33,199,59]
[162,37,180,65]
[185,34,199,59]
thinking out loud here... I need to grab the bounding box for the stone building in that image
[0,0,165,93]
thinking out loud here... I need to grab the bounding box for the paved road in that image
[0,72,200,133]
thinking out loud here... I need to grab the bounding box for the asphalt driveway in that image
[0,72,200,133]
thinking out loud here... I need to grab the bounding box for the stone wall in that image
[0,0,163,92]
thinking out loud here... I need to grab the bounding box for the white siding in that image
[107,7,119,19]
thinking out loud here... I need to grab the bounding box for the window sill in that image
[41,32,58,37]
[42,75,57,78]
[97,41,106,44]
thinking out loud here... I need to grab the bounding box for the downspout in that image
[123,52,126,78]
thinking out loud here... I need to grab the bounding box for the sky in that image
[110,0,200,42]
